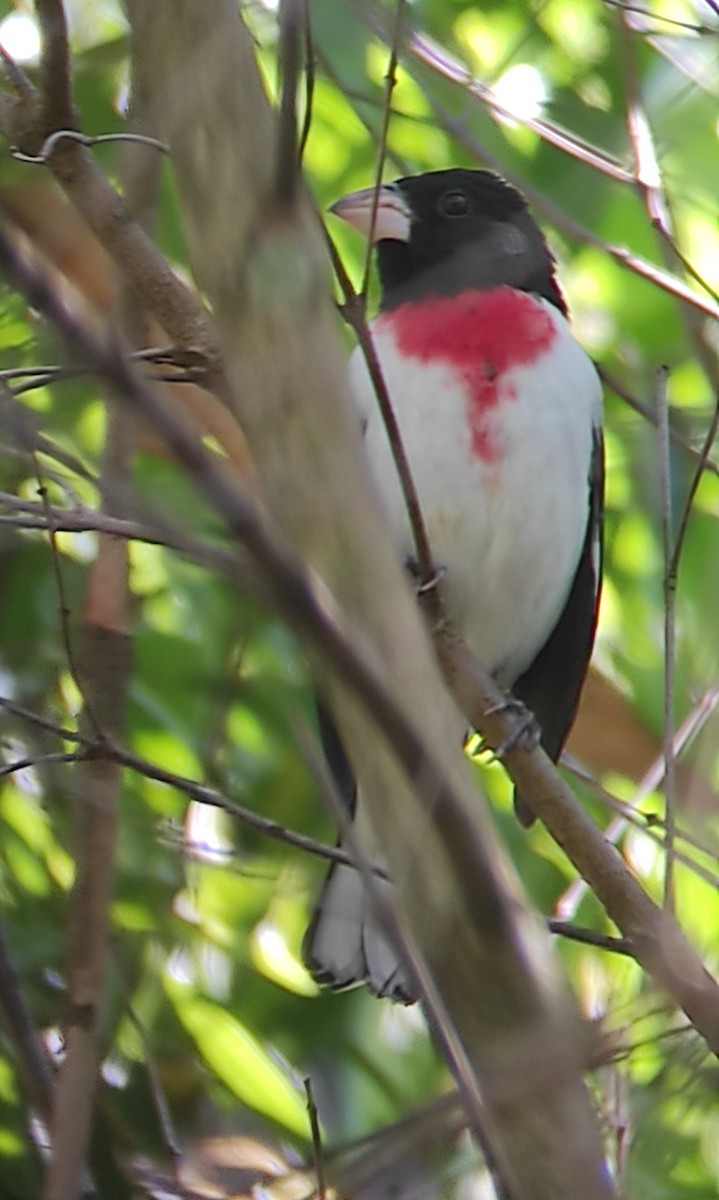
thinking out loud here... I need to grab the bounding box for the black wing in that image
[512,424,604,825]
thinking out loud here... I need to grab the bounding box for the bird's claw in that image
[416,564,447,595]
[485,696,541,760]
[404,556,447,596]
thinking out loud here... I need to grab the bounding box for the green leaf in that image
[167,982,309,1137]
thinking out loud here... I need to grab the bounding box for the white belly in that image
[349,294,601,685]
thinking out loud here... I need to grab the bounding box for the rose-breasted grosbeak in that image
[304,168,603,1002]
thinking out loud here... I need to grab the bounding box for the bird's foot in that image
[404,556,447,595]
[484,695,541,761]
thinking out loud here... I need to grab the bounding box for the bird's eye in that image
[438,190,469,217]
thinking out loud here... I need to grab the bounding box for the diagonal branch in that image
[0,142,615,1200]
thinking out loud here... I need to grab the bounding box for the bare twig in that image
[0,499,176,546]
[297,724,516,1198]
[123,999,183,1178]
[276,0,304,204]
[304,1078,327,1200]
[360,0,405,296]
[0,381,102,737]
[326,232,438,603]
[10,128,168,163]
[0,55,226,387]
[559,685,719,916]
[568,778,719,892]
[333,1092,466,1198]
[40,443,131,1195]
[35,461,103,739]
[617,6,719,398]
[297,1,315,163]
[0,693,385,872]
[33,10,134,1175]
[670,392,719,583]
[653,222,719,305]
[598,366,719,479]
[601,0,719,34]
[35,0,74,131]
[412,89,719,322]
[436,628,719,1055]
[654,367,677,912]
[0,918,55,1122]
[0,749,82,778]
[547,921,633,956]
[313,43,412,176]
[403,23,637,184]
[0,41,36,101]
[0,391,97,482]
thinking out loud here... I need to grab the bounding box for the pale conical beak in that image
[328,184,411,243]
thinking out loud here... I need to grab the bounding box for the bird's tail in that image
[303,849,415,1004]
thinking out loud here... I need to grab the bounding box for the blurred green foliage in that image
[0,0,717,1195]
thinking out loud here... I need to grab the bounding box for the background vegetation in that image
[0,0,717,1196]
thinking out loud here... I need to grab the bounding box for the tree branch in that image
[0,56,613,1200]
[120,5,620,1196]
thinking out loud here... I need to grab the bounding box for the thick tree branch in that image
[123,4,617,1197]
[0,151,613,1200]
[0,30,224,387]
[41,352,133,1200]
[438,631,719,1052]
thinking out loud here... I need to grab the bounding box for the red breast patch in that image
[378,288,556,462]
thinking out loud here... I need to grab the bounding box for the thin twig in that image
[566,762,719,886]
[601,0,719,34]
[0,693,385,873]
[34,462,103,739]
[297,721,515,1196]
[0,391,97,482]
[313,43,412,177]
[0,749,82,779]
[123,999,183,1178]
[0,695,85,743]
[669,387,719,585]
[0,385,100,736]
[618,5,719,398]
[652,220,719,305]
[276,0,304,203]
[326,230,439,602]
[35,0,74,132]
[0,363,80,381]
[360,0,405,297]
[10,129,169,164]
[0,61,226,388]
[0,917,55,1122]
[558,684,719,917]
[404,24,636,184]
[304,1078,327,1200]
[547,921,633,956]
[0,502,175,546]
[0,41,36,101]
[297,1,315,163]
[598,366,719,479]
[416,89,719,322]
[655,366,677,912]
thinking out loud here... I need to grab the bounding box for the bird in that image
[303,167,603,1003]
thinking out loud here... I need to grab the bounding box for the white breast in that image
[349,296,601,686]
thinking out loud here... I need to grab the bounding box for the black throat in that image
[376,232,567,315]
